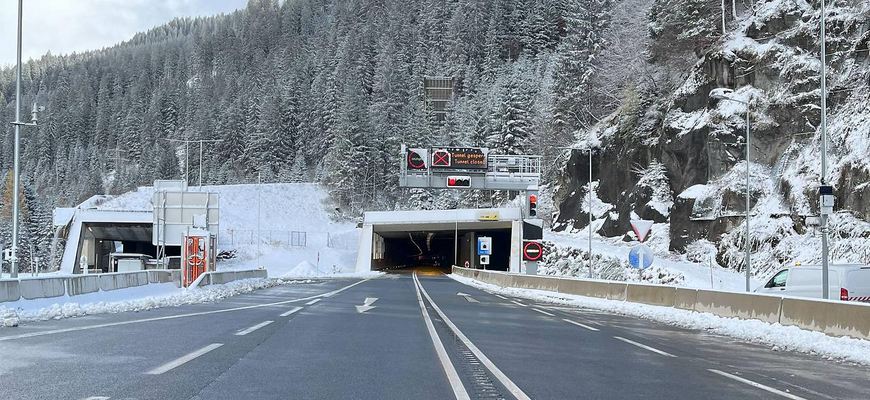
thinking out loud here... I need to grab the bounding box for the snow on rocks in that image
[452,275,870,365]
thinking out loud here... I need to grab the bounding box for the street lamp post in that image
[819,0,831,300]
[710,89,752,292]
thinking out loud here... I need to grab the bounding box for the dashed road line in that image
[416,274,531,400]
[280,307,303,317]
[531,308,555,316]
[494,294,508,300]
[708,369,806,400]
[510,300,527,307]
[235,321,274,336]
[305,298,321,305]
[146,343,223,375]
[563,319,599,331]
[614,336,676,357]
[412,272,471,400]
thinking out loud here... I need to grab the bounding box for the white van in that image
[755,264,870,302]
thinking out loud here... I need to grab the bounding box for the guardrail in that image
[452,267,870,341]
[190,269,268,288]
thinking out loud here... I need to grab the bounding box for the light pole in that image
[710,88,752,292]
[819,0,831,299]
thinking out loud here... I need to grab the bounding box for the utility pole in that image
[588,147,593,279]
[819,0,831,299]
[163,138,223,189]
[9,0,42,278]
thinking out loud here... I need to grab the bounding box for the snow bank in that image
[452,275,870,365]
[0,278,284,325]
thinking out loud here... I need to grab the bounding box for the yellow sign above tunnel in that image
[477,211,500,221]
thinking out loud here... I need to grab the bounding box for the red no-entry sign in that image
[523,241,543,261]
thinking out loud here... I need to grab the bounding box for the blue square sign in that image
[477,237,492,255]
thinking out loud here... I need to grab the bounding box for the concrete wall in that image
[99,271,149,291]
[20,277,67,300]
[196,269,268,287]
[452,266,870,341]
[67,275,100,296]
[0,280,20,302]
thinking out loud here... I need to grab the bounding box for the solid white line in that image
[412,273,470,400]
[280,307,303,317]
[235,320,274,336]
[708,369,807,400]
[416,274,531,400]
[494,294,508,300]
[0,279,372,343]
[532,308,555,317]
[614,336,676,357]
[563,319,599,331]
[146,343,223,375]
[305,298,321,305]
[510,300,527,307]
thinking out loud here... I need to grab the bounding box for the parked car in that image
[755,264,870,302]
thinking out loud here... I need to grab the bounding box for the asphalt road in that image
[0,270,867,399]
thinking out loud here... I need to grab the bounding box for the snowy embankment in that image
[0,278,287,326]
[545,229,763,291]
[452,274,870,365]
[101,183,363,278]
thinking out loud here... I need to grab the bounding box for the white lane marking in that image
[146,343,223,375]
[412,273,471,400]
[416,274,531,400]
[0,279,372,343]
[305,298,321,305]
[510,300,527,307]
[708,369,807,400]
[563,319,599,331]
[456,292,479,303]
[356,297,379,313]
[531,308,555,317]
[280,307,303,317]
[494,294,508,300]
[614,336,676,357]
[235,320,274,336]
[83,397,111,400]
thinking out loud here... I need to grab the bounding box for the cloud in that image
[0,0,247,68]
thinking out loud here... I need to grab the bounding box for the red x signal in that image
[433,150,450,166]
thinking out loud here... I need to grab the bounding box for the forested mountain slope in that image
[1,0,868,275]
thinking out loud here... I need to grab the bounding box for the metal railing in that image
[221,230,307,247]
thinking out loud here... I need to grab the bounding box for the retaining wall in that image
[452,266,870,341]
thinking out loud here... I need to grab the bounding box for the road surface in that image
[0,269,866,399]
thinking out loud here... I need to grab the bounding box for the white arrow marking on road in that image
[456,292,480,303]
[356,297,378,313]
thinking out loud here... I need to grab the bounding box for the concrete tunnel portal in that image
[355,208,525,273]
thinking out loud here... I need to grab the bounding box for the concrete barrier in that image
[0,279,20,302]
[19,277,66,300]
[147,270,178,284]
[674,288,698,311]
[450,266,870,341]
[66,275,100,296]
[626,283,676,307]
[99,271,148,291]
[195,269,268,287]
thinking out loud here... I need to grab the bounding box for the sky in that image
[0,0,249,68]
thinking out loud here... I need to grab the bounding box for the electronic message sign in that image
[430,147,487,170]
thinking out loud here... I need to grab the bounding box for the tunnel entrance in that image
[374,228,512,272]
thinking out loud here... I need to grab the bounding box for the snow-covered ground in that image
[452,274,870,366]
[101,183,363,278]
[0,278,286,325]
[546,229,764,291]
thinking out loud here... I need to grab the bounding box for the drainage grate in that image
[453,340,506,399]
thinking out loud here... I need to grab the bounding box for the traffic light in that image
[528,194,537,217]
[447,176,471,188]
